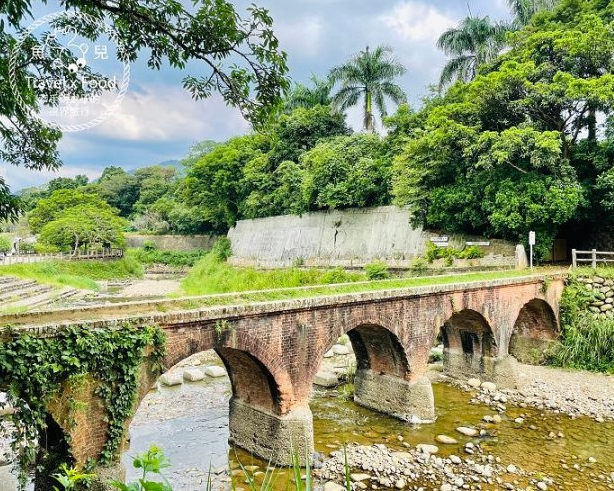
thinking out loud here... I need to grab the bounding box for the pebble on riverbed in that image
[316,443,546,491]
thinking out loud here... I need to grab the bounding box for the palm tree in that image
[437,16,508,89]
[329,45,407,132]
[508,0,558,28]
[284,75,334,112]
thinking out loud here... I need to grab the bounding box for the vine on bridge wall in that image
[0,322,166,489]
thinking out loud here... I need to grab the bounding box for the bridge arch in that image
[509,298,559,364]
[442,309,496,379]
[347,323,410,380]
[216,347,282,414]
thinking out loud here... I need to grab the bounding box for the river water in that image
[123,351,614,491]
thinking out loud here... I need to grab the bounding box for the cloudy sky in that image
[4,0,511,190]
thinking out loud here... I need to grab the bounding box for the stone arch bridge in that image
[0,274,564,471]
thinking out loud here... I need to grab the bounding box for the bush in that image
[458,246,485,260]
[0,235,11,253]
[364,261,391,280]
[211,237,232,262]
[321,267,359,284]
[409,257,428,274]
[425,243,455,264]
[131,247,207,267]
[141,239,157,252]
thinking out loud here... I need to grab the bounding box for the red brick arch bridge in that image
[1,274,564,472]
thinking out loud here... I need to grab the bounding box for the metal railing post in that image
[592,249,597,269]
[572,249,577,268]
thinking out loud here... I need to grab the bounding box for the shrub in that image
[211,237,232,262]
[321,267,357,284]
[364,261,391,280]
[409,257,428,274]
[0,235,11,253]
[458,246,485,260]
[142,239,157,252]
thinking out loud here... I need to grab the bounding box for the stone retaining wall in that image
[573,274,614,317]
[126,234,218,251]
[227,206,516,268]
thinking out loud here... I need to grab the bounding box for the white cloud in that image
[275,16,323,57]
[380,2,456,43]
[87,86,250,142]
[4,164,101,190]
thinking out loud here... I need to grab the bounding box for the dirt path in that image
[119,279,181,297]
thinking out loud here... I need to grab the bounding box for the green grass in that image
[0,257,143,291]
[127,248,209,267]
[175,252,539,308]
[181,253,365,296]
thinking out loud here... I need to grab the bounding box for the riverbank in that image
[449,364,614,422]
[118,348,614,491]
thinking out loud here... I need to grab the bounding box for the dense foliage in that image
[6,0,614,261]
[393,0,614,258]
[0,0,288,220]
[556,270,614,372]
[0,323,165,487]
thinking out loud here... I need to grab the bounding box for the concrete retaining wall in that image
[227,206,515,268]
[126,234,218,251]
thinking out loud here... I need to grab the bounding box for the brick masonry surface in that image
[2,274,564,465]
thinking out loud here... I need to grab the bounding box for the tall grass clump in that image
[550,269,614,373]
[128,246,208,267]
[181,244,364,296]
[555,315,614,373]
[0,258,143,291]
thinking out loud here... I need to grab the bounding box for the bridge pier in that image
[228,398,314,466]
[354,370,436,423]
[443,352,519,389]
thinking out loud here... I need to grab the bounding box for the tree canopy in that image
[0,0,289,220]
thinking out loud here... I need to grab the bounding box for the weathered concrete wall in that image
[126,234,218,251]
[227,206,515,268]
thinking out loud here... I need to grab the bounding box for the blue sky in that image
[3,0,511,190]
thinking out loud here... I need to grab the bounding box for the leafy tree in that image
[38,204,126,253]
[436,16,508,88]
[28,188,115,233]
[269,104,350,165]
[301,133,391,210]
[92,167,140,217]
[149,197,211,234]
[47,175,89,194]
[183,135,269,231]
[181,140,220,168]
[329,46,407,132]
[284,75,334,111]
[393,0,614,257]
[133,166,178,213]
[0,0,288,221]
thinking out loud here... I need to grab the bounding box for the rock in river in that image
[203,366,226,378]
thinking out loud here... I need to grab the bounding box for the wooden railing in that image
[571,249,614,268]
[0,248,124,265]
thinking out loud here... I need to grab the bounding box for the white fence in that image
[571,249,614,268]
[0,249,124,265]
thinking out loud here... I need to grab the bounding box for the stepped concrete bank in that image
[0,274,564,485]
[227,206,515,268]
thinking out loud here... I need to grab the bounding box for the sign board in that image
[529,231,536,246]
[430,236,449,243]
[466,241,490,246]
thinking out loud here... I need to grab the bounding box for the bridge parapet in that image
[0,273,565,485]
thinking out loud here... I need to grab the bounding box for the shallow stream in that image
[123,355,614,491]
